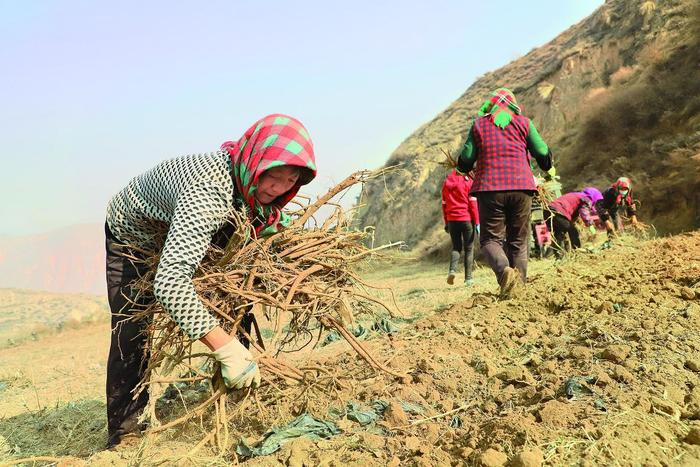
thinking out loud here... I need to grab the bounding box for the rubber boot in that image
[498,267,523,299]
[446,251,460,285]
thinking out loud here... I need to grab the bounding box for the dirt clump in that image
[384,401,409,427]
[685,426,700,445]
[512,447,544,467]
[479,447,508,467]
[681,287,696,300]
[600,344,631,363]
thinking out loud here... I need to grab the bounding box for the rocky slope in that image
[356,0,700,249]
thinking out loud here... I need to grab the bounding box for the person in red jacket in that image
[546,191,596,257]
[442,169,480,285]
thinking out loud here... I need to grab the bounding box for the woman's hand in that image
[211,339,261,389]
[202,327,261,389]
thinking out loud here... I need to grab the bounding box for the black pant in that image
[447,221,476,280]
[105,223,152,447]
[476,191,532,283]
[595,201,624,231]
[105,221,252,447]
[545,211,581,256]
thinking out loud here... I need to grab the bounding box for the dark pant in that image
[105,221,253,447]
[476,191,532,283]
[105,223,152,447]
[546,211,581,256]
[595,201,622,230]
[447,221,476,280]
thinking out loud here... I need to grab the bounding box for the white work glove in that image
[212,339,261,389]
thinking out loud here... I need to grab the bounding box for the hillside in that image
[355,0,700,249]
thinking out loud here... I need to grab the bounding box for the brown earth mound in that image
[238,233,700,466]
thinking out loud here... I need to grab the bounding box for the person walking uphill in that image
[457,88,552,298]
[104,114,317,448]
[442,169,480,286]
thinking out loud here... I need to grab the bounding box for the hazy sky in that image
[0,0,602,236]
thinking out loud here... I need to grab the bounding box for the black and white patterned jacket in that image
[107,151,234,340]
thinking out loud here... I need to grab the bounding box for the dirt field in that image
[1,232,700,466]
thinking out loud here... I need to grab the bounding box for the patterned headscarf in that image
[478,88,522,129]
[612,177,632,206]
[221,114,317,236]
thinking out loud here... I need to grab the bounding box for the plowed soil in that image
[2,232,700,466]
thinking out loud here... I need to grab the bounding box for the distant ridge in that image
[0,223,105,295]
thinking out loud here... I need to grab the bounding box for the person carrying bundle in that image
[104,114,316,448]
[457,88,552,298]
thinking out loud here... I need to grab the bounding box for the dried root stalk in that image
[116,170,405,452]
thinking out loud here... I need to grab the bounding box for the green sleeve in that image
[457,124,478,173]
[526,120,549,157]
[526,120,552,170]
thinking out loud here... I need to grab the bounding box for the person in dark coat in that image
[595,177,638,237]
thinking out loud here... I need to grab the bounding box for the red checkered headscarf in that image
[221,114,317,236]
[612,177,632,205]
[478,88,522,129]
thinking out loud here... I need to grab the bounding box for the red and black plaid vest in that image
[471,114,537,193]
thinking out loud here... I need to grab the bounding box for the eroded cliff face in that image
[356,0,699,249]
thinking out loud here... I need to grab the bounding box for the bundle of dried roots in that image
[116,170,405,455]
